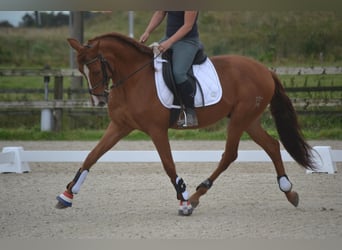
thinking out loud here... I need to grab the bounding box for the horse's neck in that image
[108,46,152,81]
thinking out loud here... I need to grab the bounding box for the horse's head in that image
[68,38,112,107]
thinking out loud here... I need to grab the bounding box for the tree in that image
[0,20,13,28]
[19,11,70,28]
[19,13,36,27]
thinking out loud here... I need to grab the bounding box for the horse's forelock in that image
[77,49,90,65]
[76,43,98,65]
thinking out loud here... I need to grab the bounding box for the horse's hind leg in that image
[245,119,299,207]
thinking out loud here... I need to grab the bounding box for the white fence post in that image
[307,146,337,174]
[0,147,31,173]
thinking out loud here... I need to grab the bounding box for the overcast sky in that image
[0,11,32,26]
[0,11,70,27]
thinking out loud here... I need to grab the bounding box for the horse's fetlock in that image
[277,175,292,193]
[174,176,189,201]
[70,168,89,194]
[66,181,75,191]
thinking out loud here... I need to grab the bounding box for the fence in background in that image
[1,67,342,131]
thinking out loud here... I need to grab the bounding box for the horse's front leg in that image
[56,121,132,209]
[150,130,193,216]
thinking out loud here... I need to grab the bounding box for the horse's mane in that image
[88,32,154,57]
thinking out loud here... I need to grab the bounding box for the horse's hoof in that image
[178,201,193,216]
[55,201,69,209]
[286,191,299,207]
[56,191,73,209]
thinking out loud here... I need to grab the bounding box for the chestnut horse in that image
[56,32,315,215]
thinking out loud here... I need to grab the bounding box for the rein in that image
[84,49,161,98]
[111,52,161,89]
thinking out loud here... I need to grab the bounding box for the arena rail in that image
[0,146,339,174]
[1,66,342,131]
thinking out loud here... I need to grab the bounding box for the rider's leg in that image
[171,39,200,127]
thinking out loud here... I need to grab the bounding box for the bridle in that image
[84,54,113,98]
[83,46,161,98]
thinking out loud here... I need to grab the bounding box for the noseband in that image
[84,54,113,98]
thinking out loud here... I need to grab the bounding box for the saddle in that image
[161,46,207,126]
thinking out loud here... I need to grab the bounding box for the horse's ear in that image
[67,38,83,52]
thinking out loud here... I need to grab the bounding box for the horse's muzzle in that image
[97,95,108,107]
[98,100,107,107]
[91,95,108,107]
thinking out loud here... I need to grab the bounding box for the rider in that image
[139,11,201,127]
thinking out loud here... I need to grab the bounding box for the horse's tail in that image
[269,71,316,170]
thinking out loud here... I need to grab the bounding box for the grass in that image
[0,126,340,141]
[0,111,341,141]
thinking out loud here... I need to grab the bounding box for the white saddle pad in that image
[154,53,222,109]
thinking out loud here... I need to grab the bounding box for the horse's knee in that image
[220,151,238,170]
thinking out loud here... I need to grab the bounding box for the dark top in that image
[166,11,199,39]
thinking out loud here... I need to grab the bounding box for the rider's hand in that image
[139,32,150,43]
[158,40,172,53]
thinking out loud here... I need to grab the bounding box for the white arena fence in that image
[0,146,340,174]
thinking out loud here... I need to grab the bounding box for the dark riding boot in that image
[176,79,198,127]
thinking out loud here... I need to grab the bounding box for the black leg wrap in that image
[173,176,189,201]
[174,177,186,194]
[73,168,82,182]
[196,178,213,191]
